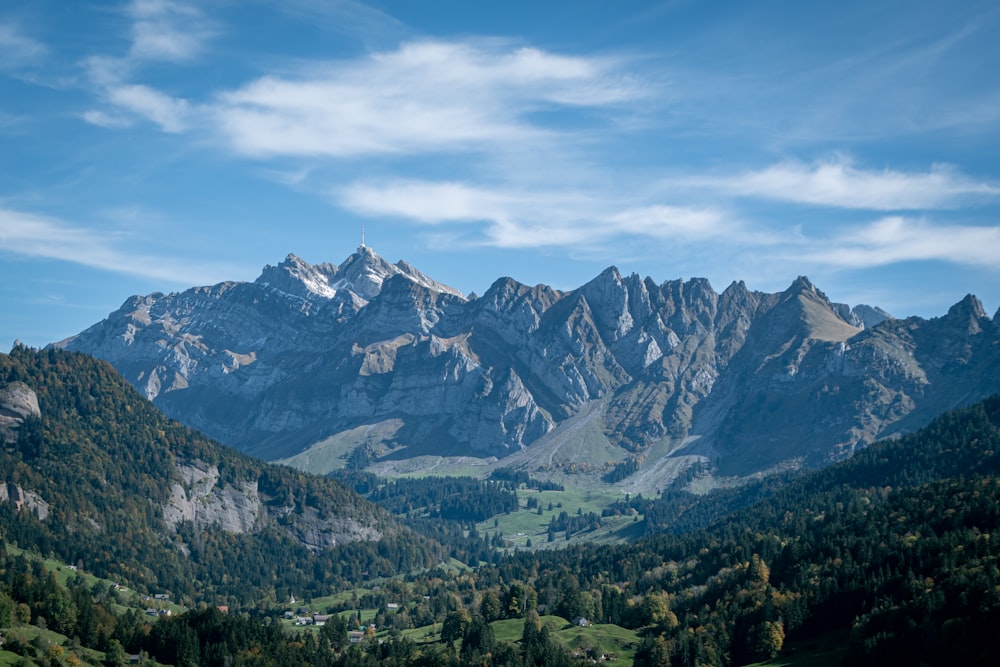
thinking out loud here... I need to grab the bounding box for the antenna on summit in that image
[358,223,370,255]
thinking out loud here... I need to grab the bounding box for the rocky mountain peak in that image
[943,294,987,328]
[254,248,467,305]
[784,275,821,299]
[717,280,755,312]
[741,276,859,352]
[577,266,640,342]
[336,246,466,301]
[336,246,403,299]
[255,252,340,299]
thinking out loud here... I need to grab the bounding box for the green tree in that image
[638,592,677,630]
[441,609,470,643]
[15,602,30,624]
[460,617,496,664]
[480,590,502,623]
[750,620,784,661]
[749,554,770,584]
[320,612,350,650]
[521,610,543,667]
[104,639,128,667]
[0,591,15,626]
[634,635,672,667]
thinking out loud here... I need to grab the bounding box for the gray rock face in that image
[164,460,262,534]
[0,381,41,444]
[0,482,49,520]
[59,250,1000,481]
[0,382,49,529]
[162,459,380,549]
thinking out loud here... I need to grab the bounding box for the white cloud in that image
[0,22,46,70]
[342,181,511,224]
[0,208,116,263]
[82,56,192,132]
[275,0,410,44]
[76,2,208,133]
[80,109,133,129]
[608,205,734,241]
[685,156,1000,210]
[0,206,236,284]
[83,55,130,88]
[127,0,214,62]
[801,216,1000,269]
[340,177,1000,275]
[107,84,190,132]
[340,179,604,247]
[339,179,737,250]
[211,39,644,158]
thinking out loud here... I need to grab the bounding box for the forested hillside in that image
[3,344,999,665]
[482,395,1000,665]
[0,346,440,605]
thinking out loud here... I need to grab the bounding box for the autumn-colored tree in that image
[750,620,784,660]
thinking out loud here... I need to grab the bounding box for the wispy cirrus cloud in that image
[211,39,645,158]
[342,181,512,224]
[106,83,190,132]
[340,176,1000,276]
[127,0,216,63]
[799,216,1000,269]
[339,179,735,249]
[0,22,47,70]
[341,179,598,248]
[83,72,192,133]
[273,0,411,45]
[81,1,209,131]
[80,109,134,129]
[0,206,233,284]
[678,156,1000,210]
[608,205,736,241]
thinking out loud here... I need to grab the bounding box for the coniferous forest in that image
[2,347,1000,666]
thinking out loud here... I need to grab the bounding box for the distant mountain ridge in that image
[57,248,1000,486]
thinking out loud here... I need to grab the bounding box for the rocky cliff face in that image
[59,249,1000,484]
[0,482,49,520]
[0,382,48,519]
[0,381,40,445]
[163,459,380,550]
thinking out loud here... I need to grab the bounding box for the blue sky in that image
[2,0,999,350]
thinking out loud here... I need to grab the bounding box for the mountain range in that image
[57,246,1000,490]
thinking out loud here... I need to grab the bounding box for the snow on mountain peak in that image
[255,249,465,303]
[255,253,340,299]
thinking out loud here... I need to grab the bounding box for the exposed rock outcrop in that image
[0,381,40,444]
[162,459,382,549]
[0,482,49,520]
[163,460,262,534]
